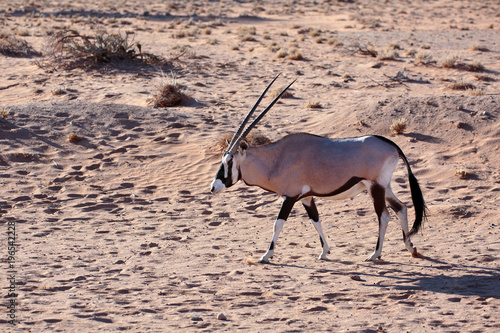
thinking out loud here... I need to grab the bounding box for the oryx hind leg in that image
[366,183,390,262]
[386,186,417,256]
[259,196,296,264]
[302,197,330,260]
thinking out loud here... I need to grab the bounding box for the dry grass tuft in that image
[0,32,40,57]
[469,42,489,52]
[212,133,272,155]
[390,118,407,135]
[149,83,187,108]
[68,132,84,144]
[447,80,475,90]
[1,107,10,120]
[40,30,164,70]
[306,100,322,109]
[439,54,460,68]
[466,88,485,96]
[455,167,471,180]
[270,86,294,99]
[414,51,434,65]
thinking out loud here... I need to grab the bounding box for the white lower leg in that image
[311,220,330,260]
[259,219,285,263]
[366,211,390,262]
[396,208,416,254]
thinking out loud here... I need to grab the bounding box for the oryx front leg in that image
[302,197,330,260]
[258,196,296,264]
[366,184,390,262]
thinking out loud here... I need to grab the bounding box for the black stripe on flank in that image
[298,176,365,200]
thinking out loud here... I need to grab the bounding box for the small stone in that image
[216,313,227,320]
[350,275,362,281]
[191,315,202,321]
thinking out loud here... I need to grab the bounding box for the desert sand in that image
[1,0,499,332]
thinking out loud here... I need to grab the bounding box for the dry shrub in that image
[41,30,164,70]
[0,33,39,57]
[414,51,434,65]
[390,118,407,135]
[288,48,303,60]
[306,100,322,109]
[467,88,485,96]
[439,54,460,68]
[455,167,471,180]
[1,107,10,120]
[270,86,294,99]
[149,83,187,108]
[469,42,489,52]
[447,80,475,90]
[68,132,83,143]
[463,61,484,72]
[212,133,272,154]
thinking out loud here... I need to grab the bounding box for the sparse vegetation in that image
[40,30,164,70]
[439,54,460,68]
[148,73,188,108]
[447,80,475,90]
[212,132,272,154]
[467,88,485,96]
[0,32,39,57]
[455,167,471,179]
[469,42,489,52]
[414,51,434,65]
[390,118,408,135]
[68,132,84,143]
[270,86,294,99]
[1,107,10,120]
[306,100,322,109]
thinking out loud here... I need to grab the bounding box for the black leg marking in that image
[388,198,404,213]
[269,241,274,251]
[302,198,319,222]
[278,196,297,221]
[319,236,325,248]
[370,184,386,221]
[371,184,386,252]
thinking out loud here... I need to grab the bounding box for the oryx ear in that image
[239,140,249,151]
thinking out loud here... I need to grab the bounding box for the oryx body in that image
[210,76,426,263]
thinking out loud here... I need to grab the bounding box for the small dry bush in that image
[390,118,407,135]
[149,82,187,108]
[469,42,489,52]
[467,88,485,96]
[1,107,10,120]
[270,86,294,99]
[288,48,303,60]
[68,132,83,143]
[212,133,272,154]
[414,51,434,65]
[306,100,322,109]
[41,30,164,70]
[447,80,475,90]
[0,32,39,57]
[455,167,471,180]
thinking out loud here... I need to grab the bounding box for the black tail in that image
[374,136,427,237]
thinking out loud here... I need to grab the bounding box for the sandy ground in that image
[1,0,499,332]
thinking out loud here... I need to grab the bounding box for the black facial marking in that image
[215,154,235,188]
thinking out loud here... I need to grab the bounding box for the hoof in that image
[318,256,329,261]
[365,255,381,262]
[411,248,423,258]
[258,258,270,264]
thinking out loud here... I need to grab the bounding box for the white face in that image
[210,153,239,194]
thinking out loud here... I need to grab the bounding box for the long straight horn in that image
[226,74,281,153]
[230,79,296,153]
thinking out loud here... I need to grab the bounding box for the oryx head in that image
[210,74,295,194]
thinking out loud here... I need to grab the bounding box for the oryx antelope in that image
[210,75,427,263]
